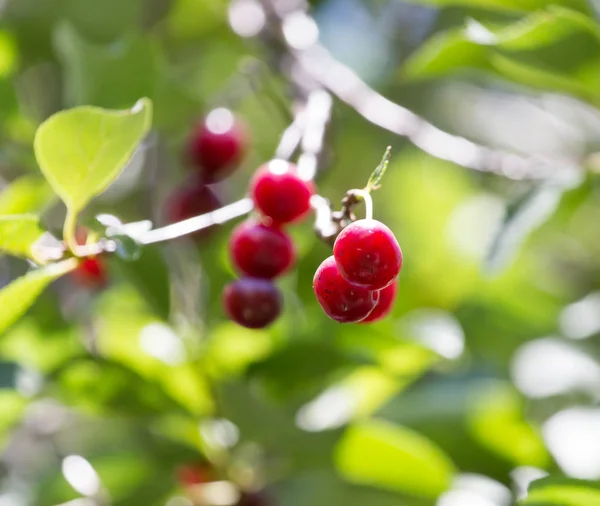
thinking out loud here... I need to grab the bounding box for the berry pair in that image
[223,161,316,329]
[166,109,248,238]
[72,227,108,288]
[314,219,402,323]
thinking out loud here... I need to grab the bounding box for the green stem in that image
[63,208,79,255]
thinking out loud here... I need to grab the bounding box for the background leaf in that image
[0,176,56,215]
[0,259,77,335]
[0,214,45,259]
[520,476,600,505]
[335,419,456,498]
[33,97,152,213]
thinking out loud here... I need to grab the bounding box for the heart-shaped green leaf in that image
[0,259,77,336]
[0,214,45,259]
[34,98,152,213]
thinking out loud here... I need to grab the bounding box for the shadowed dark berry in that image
[250,160,315,225]
[238,491,271,506]
[313,256,379,323]
[188,108,247,182]
[74,257,108,288]
[223,278,282,329]
[229,220,295,279]
[360,278,398,323]
[166,179,222,240]
[333,219,402,290]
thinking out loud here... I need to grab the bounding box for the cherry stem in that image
[349,189,373,221]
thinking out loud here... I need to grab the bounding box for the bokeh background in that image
[1,0,600,505]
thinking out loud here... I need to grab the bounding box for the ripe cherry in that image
[333,219,402,290]
[229,220,295,279]
[313,256,379,323]
[223,278,282,329]
[250,160,315,225]
[188,108,247,182]
[166,179,222,240]
[74,257,108,288]
[360,279,398,324]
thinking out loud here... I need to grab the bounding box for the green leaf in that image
[403,7,600,85]
[33,97,153,213]
[0,176,56,215]
[0,259,77,336]
[494,6,600,50]
[0,214,46,259]
[366,147,392,191]
[466,380,550,467]
[401,0,590,14]
[520,477,600,505]
[335,419,455,498]
[403,30,489,79]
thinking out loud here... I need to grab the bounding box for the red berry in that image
[313,256,379,323]
[74,257,108,288]
[360,279,398,323]
[223,278,282,329]
[177,464,215,487]
[188,108,247,182]
[238,491,270,506]
[229,220,295,279]
[250,160,315,225]
[166,180,222,240]
[333,219,402,290]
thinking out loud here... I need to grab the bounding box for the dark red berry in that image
[177,464,215,487]
[166,180,222,240]
[250,160,315,225]
[360,279,398,324]
[238,491,270,506]
[313,256,379,323]
[74,257,108,288]
[223,278,282,329]
[229,220,295,279]
[333,219,402,290]
[188,108,247,182]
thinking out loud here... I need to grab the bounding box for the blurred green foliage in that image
[0,0,600,505]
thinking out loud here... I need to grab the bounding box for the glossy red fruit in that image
[223,278,282,329]
[74,257,108,288]
[360,279,398,323]
[333,219,402,290]
[188,108,247,182]
[313,256,379,323]
[229,220,295,279]
[166,180,222,240]
[250,160,315,225]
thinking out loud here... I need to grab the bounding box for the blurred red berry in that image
[229,220,296,279]
[74,257,108,288]
[177,464,215,488]
[166,179,222,240]
[188,108,248,182]
[250,160,315,225]
[223,278,282,329]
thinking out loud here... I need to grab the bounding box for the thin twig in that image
[257,0,580,181]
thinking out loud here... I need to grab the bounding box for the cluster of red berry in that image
[224,160,316,329]
[313,218,402,323]
[167,108,248,237]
